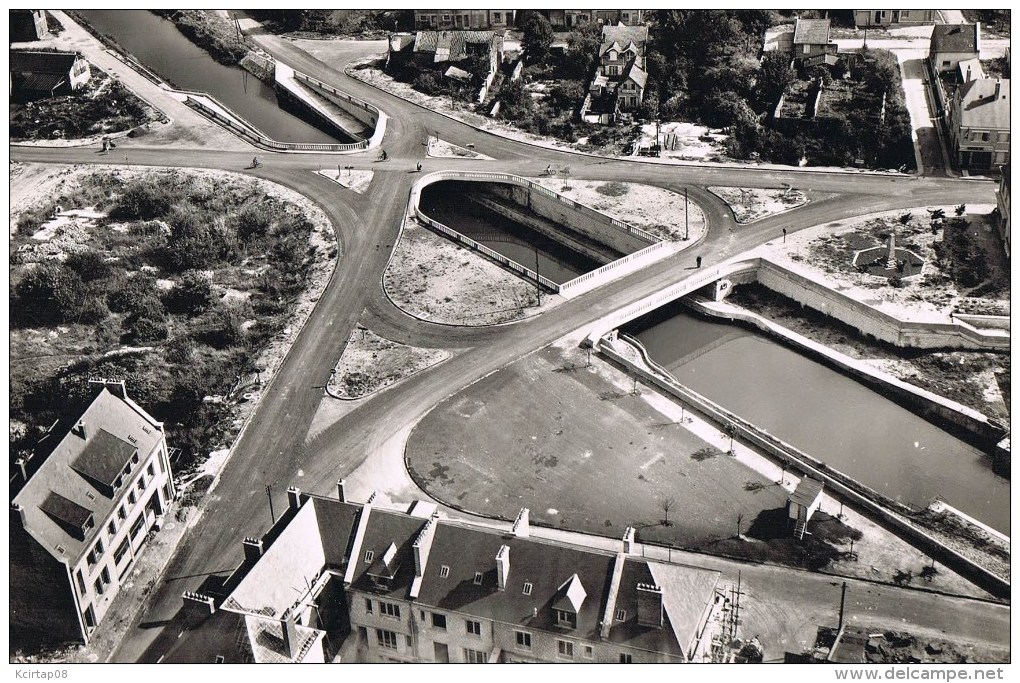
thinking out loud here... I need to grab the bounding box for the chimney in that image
[15,457,28,484]
[636,583,663,628]
[512,508,530,537]
[496,545,510,591]
[242,537,264,564]
[286,486,301,511]
[72,420,87,440]
[994,79,1001,99]
[966,65,971,82]
[11,502,27,529]
[412,516,438,577]
[337,479,347,502]
[622,527,636,555]
[282,610,301,660]
[90,378,127,400]
[182,591,217,627]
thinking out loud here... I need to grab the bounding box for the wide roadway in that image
[9,28,1003,663]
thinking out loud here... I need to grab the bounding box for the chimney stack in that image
[182,591,217,627]
[72,420,87,440]
[636,583,663,628]
[15,457,28,484]
[286,486,301,511]
[622,527,636,554]
[512,508,530,537]
[994,79,1002,99]
[282,610,301,660]
[11,502,27,529]
[242,537,264,564]
[412,516,438,578]
[496,545,510,591]
[337,479,347,502]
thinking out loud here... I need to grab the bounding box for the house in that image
[854,10,936,28]
[161,487,362,663]
[413,10,514,31]
[545,10,645,28]
[957,57,985,83]
[10,9,48,42]
[996,166,1009,257]
[586,24,649,118]
[929,23,980,73]
[168,489,724,663]
[787,477,824,539]
[388,30,504,78]
[947,78,1010,170]
[762,24,795,56]
[792,18,837,67]
[10,50,91,101]
[10,381,177,647]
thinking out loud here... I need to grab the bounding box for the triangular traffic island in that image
[426,136,493,160]
[316,169,373,194]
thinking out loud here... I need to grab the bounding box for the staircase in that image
[793,519,807,540]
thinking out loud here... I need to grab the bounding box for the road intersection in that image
[9,19,1004,663]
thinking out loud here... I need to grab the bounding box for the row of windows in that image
[89,462,158,569]
[513,631,595,660]
[365,599,401,618]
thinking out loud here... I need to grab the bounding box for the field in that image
[10,166,335,473]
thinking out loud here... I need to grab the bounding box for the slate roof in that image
[310,498,361,567]
[599,24,648,56]
[793,18,831,45]
[608,558,719,659]
[930,24,979,54]
[415,522,615,640]
[621,61,648,88]
[413,29,500,63]
[71,428,138,488]
[12,386,164,564]
[17,72,65,93]
[10,50,81,74]
[348,507,426,599]
[957,79,1010,130]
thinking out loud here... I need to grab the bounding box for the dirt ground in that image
[316,168,374,194]
[328,324,451,399]
[427,136,493,160]
[383,218,564,326]
[759,205,1006,321]
[634,121,729,161]
[530,178,708,243]
[708,186,811,223]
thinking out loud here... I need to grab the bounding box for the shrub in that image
[12,263,88,326]
[108,274,159,313]
[164,271,212,316]
[110,180,176,221]
[412,70,444,96]
[65,250,114,282]
[124,313,168,344]
[234,203,274,242]
[596,182,629,197]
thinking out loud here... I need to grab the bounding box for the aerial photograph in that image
[8,8,1011,669]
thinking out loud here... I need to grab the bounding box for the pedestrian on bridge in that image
[696,255,702,268]
[416,162,422,172]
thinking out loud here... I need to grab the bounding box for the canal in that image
[629,301,1010,534]
[77,10,348,144]
[418,182,604,285]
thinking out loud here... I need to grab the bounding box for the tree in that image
[521,11,553,64]
[955,204,967,217]
[898,212,912,226]
[723,423,738,454]
[563,22,601,80]
[736,512,745,537]
[755,52,794,111]
[497,78,535,122]
[660,496,676,526]
[13,263,89,326]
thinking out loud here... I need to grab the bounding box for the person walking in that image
[696,255,702,268]
[416,162,422,172]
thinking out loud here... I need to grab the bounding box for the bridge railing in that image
[558,241,671,294]
[184,94,369,152]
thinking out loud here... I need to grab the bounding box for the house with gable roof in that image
[929,23,980,73]
[946,78,1010,170]
[10,49,90,101]
[10,381,176,647]
[585,23,649,120]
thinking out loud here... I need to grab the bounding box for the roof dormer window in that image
[522,582,533,596]
[364,550,375,564]
[440,565,450,578]
[555,609,577,629]
[473,571,483,585]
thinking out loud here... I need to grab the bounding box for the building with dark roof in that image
[854,10,936,28]
[10,381,177,648]
[947,78,1010,171]
[170,490,723,663]
[10,49,91,101]
[792,18,837,67]
[929,24,980,73]
[414,9,514,31]
[996,165,1010,257]
[585,23,650,120]
[10,10,48,42]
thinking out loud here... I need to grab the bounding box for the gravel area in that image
[708,186,812,223]
[328,324,451,399]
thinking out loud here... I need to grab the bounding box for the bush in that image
[233,202,274,242]
[596,182,629,197]
[108,274,159,313]
[124,313,168,344]
[12,264,88,326]
[65,250,114,282]
[111,180,176,221]
[412,70,444,96]
[164,271,212,316]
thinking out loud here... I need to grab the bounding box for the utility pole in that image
[837,581,848,631]
[266,484,276,524]
[684,187,690,240]
[534,246,542,306]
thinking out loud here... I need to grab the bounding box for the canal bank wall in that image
[596,336,1010,598]
[410,171,674,298]
[685,297,1009,468]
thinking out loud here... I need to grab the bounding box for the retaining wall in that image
[410,171,673,297]
[483,183,656,255]
[756,261,1010,349]
[597,338,1010,598]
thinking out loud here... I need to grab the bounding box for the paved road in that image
[10,16,1003,663]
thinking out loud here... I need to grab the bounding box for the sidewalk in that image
[29,11,248,151]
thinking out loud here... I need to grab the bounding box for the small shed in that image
[787,476,824,538]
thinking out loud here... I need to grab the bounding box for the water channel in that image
[78,10,348,144]
[629,301,1010,534]
[418,183,603,285]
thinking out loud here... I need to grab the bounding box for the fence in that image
[185,95,369,152]
[409,171,674,294]
[598,336,1010,597]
